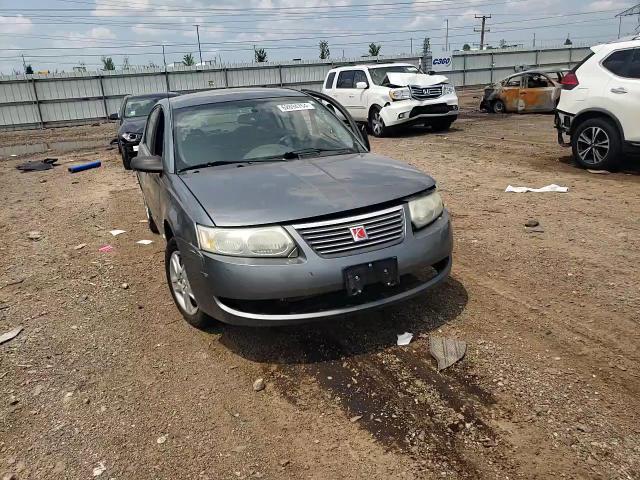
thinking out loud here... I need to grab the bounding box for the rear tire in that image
[165,237,213,329]
[368,106,388,137]
[492,100,506,114]
[571,117,621,171]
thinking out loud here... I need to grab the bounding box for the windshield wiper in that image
[281,147,356,159]
[179,160,253,173]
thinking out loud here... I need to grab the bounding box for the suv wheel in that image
[369,106,387,137]
[572,118,621,170]
[165,238,212,329]
[122,149,131,170]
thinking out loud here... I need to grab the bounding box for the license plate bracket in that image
[344,258,399,296]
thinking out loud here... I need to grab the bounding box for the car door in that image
[334,70,358,117]
[602,47,640,142]
[520,73,557,112]
[136,107,163,220]
[499,75,523,112]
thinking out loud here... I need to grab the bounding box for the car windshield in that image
[124,98,159,118]
[173,96,363,171]
[369,65,420,86]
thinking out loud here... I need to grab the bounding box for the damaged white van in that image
[321,63,459,137]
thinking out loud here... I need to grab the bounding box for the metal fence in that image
[0,45,591,130]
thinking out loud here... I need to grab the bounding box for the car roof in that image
[126,92,179,100]
[328,63,415,72]
[503,69,565,79]
[170,87,307,109]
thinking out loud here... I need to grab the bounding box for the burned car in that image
[480,69,569,114]
[130,88,453,327]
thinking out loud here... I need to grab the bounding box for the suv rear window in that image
[324,72,336,89]
[602,49,634,77]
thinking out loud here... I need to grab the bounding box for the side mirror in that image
[355,81,368,90]
[130,155,163,173]
[108,113,119,121]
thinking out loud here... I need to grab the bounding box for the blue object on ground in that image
[68,160,101,173]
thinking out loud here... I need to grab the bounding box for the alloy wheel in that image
[576,127,610,165]
[372,112,384,136]
[169,250,199,315]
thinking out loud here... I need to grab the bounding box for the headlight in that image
[442,83,456,96]
[196,225,296,257]
[408,191,444,230]
[389,87,411,101]
[121,132,140,142]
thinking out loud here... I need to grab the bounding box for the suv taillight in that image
[562,72,579,90]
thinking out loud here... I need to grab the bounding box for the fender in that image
[571,107,626,141]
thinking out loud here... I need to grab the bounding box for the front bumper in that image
[120,138,141,157]
[181,208,453,326]
[380,94,459,127]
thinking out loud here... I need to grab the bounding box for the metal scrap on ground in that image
[0,326,23,345]
[429,336,467,371]
[505,184,568,193]
[397,332,413,346]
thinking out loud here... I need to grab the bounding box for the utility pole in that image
[533,33,536,48]
[474,14,491,50]
[21,54,27,71]
[194,24,202,64]
[410,38,413,55]
[162,45,166,67]
[445,19,449,51]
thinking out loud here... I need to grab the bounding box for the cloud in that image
[0,15,33,34]
[55,27,117,48]
[92,0,151,16]
[584,0,631,11]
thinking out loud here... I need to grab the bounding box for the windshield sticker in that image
[277,103,315,112]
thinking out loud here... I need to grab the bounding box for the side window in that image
[353,70,369,87]
[336,70,355,89]
[602,49,634,77]
[144,109,159,150]
[504,76,522,87]
[628,49,640,79]
[526,74,551,88]
[152,109,165,157]
[324,72,336,89]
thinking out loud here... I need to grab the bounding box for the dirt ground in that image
[1,91,639,480]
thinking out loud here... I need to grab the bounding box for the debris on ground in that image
[156,435,167,444]
[109,229,126,237]
[136,239,153,245]
[92,462,106,477]
[253,378,266,392]
[429,336,467,371]
[73,243,87,250]
[68,160,101,173]
[587,169,610,175]
[505,184,568,193]
[27,231,42,241]
[524,219,539,228]
[396,332,413,346]
[16,158,58,172]
[98,245,114,253]
[527,226,545,233]
[349,415,363,423]
[0,326,23,345]
[120,283,129,290]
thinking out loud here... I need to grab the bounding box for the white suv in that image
[322,63,459,137]
[556,35,640,170]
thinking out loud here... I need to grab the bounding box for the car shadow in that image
[558,153,640,175]
[383,124,464,139]
[216,276,468,365]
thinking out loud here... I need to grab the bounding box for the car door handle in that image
[610,87,627,94]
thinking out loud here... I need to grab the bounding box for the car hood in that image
[180,153,435,227]
[118,116,146,135]
[386,72,449,87]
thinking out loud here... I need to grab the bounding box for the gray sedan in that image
[131,87,452,327]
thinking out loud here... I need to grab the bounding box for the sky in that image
[0,0,637,74]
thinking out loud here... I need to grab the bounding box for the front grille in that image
[294,205,405,257]
[410,85,443,100]
[409,104,451,117]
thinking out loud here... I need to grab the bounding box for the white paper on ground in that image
[505,184,568,193]
[397,332,413,346]
[136,239,153,245]
[109,229,126,236]
[133,145,139,152]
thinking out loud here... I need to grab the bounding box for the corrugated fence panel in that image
[227,67,280,87]
[282,65,330,85]
[0,81,34,103]
[102,74,167,96]
[464,69,492,86]
[106,97,124,115]
[36,78,102,101]
[465,53,493,70]
[0,103,39,126]
[493,51,537,68]
[169,70,227,91]
[40,99,104,122]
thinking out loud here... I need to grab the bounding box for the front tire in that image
[121,148,131,170]
[165,238,212,329]
[571,118,621,171]
[369,106,387,137]
[492,100,506,114]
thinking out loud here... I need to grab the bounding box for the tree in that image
[183,53,195,66]
[422,37,431,56]
[319,40,330,60]
[499,39,507,48]
[462,44,471,51]
[254,48,268,63]
[368,43,381,56]
[122,56,130,70]
[25,64,34,74]
[101,56,115,71]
